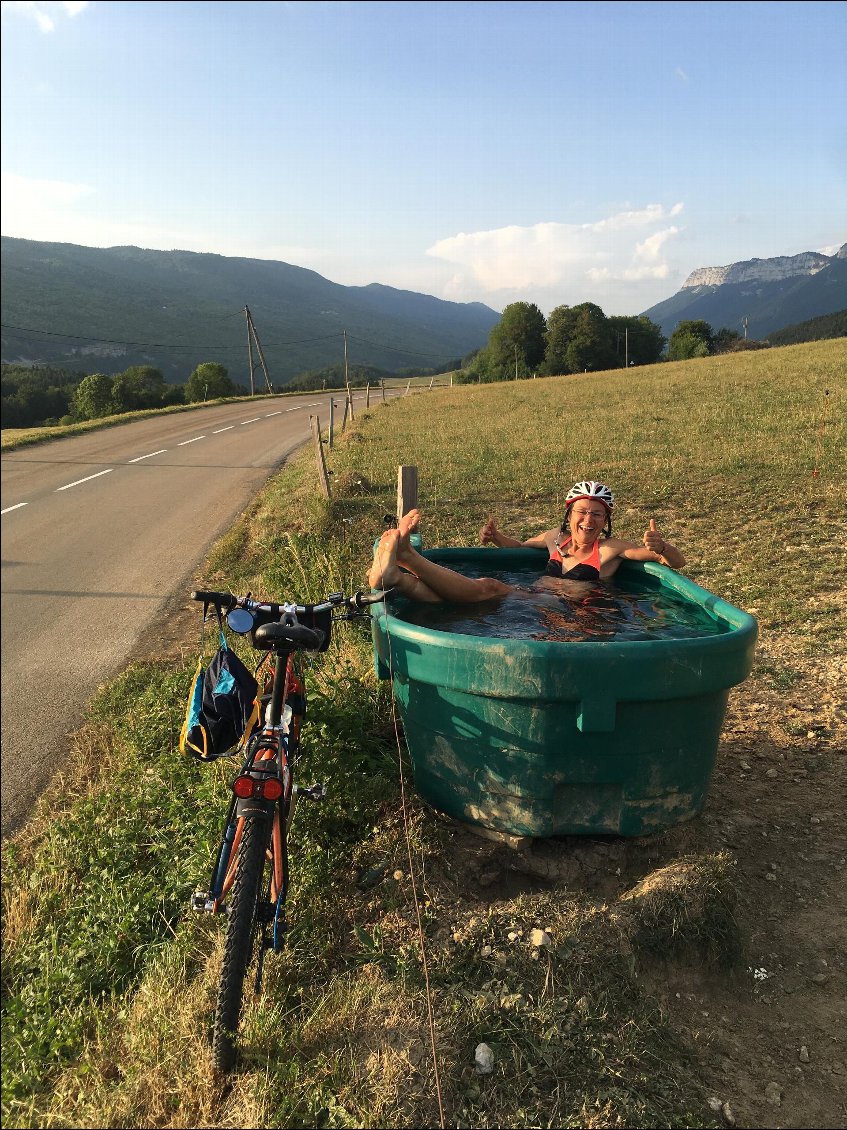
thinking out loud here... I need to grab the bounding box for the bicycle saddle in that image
[252,620,324,651]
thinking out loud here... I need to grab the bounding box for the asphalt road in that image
[0,391,382,837]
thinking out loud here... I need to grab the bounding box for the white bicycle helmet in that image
[565,480,615,511]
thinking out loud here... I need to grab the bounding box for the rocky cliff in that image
[681,248,843,290]
[641,243,847,340]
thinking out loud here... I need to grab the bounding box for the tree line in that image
[457,302,665,381]
[1,355,464,427]
[1,361,243,429]
[453,303,765,384]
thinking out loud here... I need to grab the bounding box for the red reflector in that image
[233,776,254,798]
[262,778,283,801]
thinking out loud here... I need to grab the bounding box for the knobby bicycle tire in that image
[212,812,268,1073]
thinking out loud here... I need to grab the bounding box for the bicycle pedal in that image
[295,782,326,801]
[190,891,215,913]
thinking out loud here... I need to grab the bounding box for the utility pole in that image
[246,307,255,396]
[514,344,518,380]
[625,327,629,369]
[742,316,749,340]
[245,306,273,394]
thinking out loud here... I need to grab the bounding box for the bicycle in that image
[188,585,387,1074]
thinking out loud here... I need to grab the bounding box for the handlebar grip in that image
[353,588,391,607]
[191,590,237,609]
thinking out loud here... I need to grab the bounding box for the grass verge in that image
[2,340,844,1127]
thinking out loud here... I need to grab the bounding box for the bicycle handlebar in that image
[190,588,390,616]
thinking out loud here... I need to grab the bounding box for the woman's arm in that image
[617,542,686,569]
[480,518,554,549]
[610,523,686,570]
[480,516,522,547]
[641,518,686,568]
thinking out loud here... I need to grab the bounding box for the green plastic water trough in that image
[370,547,758,837]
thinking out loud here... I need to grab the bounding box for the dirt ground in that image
[148,604,845,1130]
[428,629,846,1130]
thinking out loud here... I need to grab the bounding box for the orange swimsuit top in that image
[546,537,602,580]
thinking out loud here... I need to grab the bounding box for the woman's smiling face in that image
[566,500,609,543]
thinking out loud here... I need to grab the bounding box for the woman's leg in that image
[368,528,442,602]
[368,510,512,604]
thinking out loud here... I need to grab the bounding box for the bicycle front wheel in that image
[212,813,268,1073]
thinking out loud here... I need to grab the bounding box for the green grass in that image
[2,339,845,1128]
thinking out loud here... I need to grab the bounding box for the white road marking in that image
[128,449,167,463]
[10,397,388,516]
[55,469,113,492]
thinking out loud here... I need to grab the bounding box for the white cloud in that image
[1,170,95,211]
[1,1,88,33]
[425,204,686,313]
[674,66,689,83]
[586,203,683,233]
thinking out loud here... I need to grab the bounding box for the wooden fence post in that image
[346,382,355,422]
[381,380,386,402]
[366,382,370,408]
[328,398,335,448]
[310,415,331,499]
[396,465,418,521]
[405,380,411,396]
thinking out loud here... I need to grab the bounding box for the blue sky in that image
[2,0,845,316]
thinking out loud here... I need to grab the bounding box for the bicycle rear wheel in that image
[212,813,268,1073]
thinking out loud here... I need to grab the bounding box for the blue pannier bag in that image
[180,636,259,762]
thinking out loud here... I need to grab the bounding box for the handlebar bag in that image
[180,638,259,762]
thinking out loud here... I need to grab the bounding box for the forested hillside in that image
[767,308,846,345]
[1,238,499,385]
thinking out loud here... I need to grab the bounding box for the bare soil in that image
[426,631,846,1130]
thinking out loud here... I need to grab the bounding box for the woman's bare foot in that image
[398,508,420,539]
[396,508,421,566]
[368,529,405,590]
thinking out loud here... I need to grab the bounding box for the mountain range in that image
[641,244,847,341]
[2,237,845,385]
[0,237,500,384]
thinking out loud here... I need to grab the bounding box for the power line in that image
[0,322,343,351]
[1,322,466,363]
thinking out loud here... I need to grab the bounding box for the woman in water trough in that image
[368,480,685,603]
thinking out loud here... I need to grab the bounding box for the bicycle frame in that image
[195,651,305,951]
